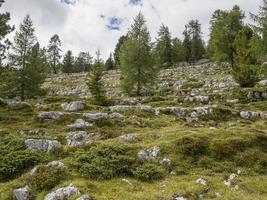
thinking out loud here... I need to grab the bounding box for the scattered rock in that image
[76,195,93,200]
[174,197,187,200]
[120,134,138,143]
[196,178,207,186]
[109,105,134,112]
[224,172,239,187]
[25,139,61,152]
[13,186,30,200]
[44,183,80,200]
[160,158,171,167]
[19,129,47,136]
[226,99,239,104]
[66,131,99,147]
[140,105,154,112]
[38,111,68,121]
[83,113,109,120]
[9,101,32,110]
[137,146,160,161]
[61,101,85,111]
[258,79,267,86]
[68,119,93,129]
[240,111,267,120]
[47,161,65,170]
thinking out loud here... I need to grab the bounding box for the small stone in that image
[68,119,93,129]
[196,178,207,186]
[13,186,30,200]
[76,195,93,200]
[120,134,138,143]
[160,158,171,167]
[25,139,61,152]
[44,184,80,200]
[137,146,160,161]
[61,101,84,111]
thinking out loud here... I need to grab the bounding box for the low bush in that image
[132,163,165,181]
[76,145,136,180]
[177,136,208,158]
[29,165,67,191]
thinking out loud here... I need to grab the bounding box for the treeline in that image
[1,0,267,101]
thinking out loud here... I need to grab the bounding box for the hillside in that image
[0,63,267,200]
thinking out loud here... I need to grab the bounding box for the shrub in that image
[177,136,208,158]
[132,163,165,181]
[29,165,67,191]
[76,145,136,180]
[232,64,261,88]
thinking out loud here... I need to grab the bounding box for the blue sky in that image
[2,0,262,59]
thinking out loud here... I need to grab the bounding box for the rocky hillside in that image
[0,63,267,200]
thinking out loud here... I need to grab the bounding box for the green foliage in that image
[0,136,42,181]
[86,50,108,106]
[119,13,158,96]
[172,38,185,63]
[62,50,74,73]
[155,24,173,67]
[233,27,261,87]
[208,6,245,68]
[177,136,208,158]
[47,34,62,74]
[114,35,128,68]
[132,163,165,181]
[29,165,67,191]
[183,20,205,63]
[76,145,135,180]
[105,53,115,70]
[74,51,92,72]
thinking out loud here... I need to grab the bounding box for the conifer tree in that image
[62,50,74,74]
[114,35,128,68]
[155,24,173,67]
[47,34,62,74]
[105,53,115,70]
[0,0,14,68]
[86,50,107,105]
[5,15,46,100]
[172,38,185,63]
[119,13,157,96]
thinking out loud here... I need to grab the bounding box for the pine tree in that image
[119,12,157,96]
[0,0,14,68]
[75,52,92,72]
[155,24,173,67]
[5,15,46,100]
[86,50,107,105]
[114,35,128,68]
[233,26,261,87]
[47,34,62,74]
[62,50,74,74]
[105,53,115,70]
[208,6,245,68]
[172,38,185,63]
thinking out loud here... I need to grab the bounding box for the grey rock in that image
[120,134,138,143]
[25,139,61,152]
[44,183,80,200]
[240,111,267,119]
[137,146,160,161]
[108,112,125,118]
[47,161,65,170]
[258,79,267,86]
[13,186,30,200]
[61,101,85,111]
[140,105,154,112]
[38,112,68,121]
[68,119,93,129]
[196,178,207,186]
[160,158,171,167]
[83,113,109,120]
[175,197,187,200]
[109,105,134,112]
[66,131,99,147]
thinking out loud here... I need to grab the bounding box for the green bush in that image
[232,64,261,88]
[76,145,136,180]
[132,163,165,181]
[0,136,42,181]
[177,136,208,158]
[29,165,67,191]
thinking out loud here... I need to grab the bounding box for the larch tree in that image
[47,34,62,74]
[155,24,173,67]
[119,12,157,96]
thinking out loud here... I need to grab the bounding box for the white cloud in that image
[2,0,261,59]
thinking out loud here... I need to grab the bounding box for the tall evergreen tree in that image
[47,34,62,74]
[86,50,107,105]
[114,35,128,68]
[183,20,205,63]
[233,26,261,87]
[172,38,185,63]
[119,13,157,96]
[208,6,245,68]
[62,50,74,74]
[0,0,14,68]
[6,15,46,100]
[105,53,115,70]
[155,24,173,67]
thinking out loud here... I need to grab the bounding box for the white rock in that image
[47,161,65,170]
[76,195,93,200]
[25,139,61,152]
[160,158,171,166]
[137,146,160,161]
[13,186,30,200]
[196,178,207,186]
[66,131,99,147]
[175,197,187,200]
[258,79,267,86]
[38,112,68,121]
[68,119,93,129]
[61,101,84,111]
[44,184,80,200]
[83,113,109,120]
[120,134,138,143]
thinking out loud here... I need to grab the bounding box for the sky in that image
[2,0,262,59]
